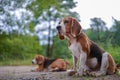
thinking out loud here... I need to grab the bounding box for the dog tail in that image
[115,64,120,72]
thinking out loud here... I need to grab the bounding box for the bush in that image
[107,47,120,64]
[0,34,43,61]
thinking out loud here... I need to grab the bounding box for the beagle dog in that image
[56,17,116,76]
[32,55,69,72]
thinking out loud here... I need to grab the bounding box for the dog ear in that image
[71,18,82,37]
[58,32,65,40]
[37,55,45,65]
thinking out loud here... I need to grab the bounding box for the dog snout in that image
[32,61,34,64]
[32,59,36,64]
[56,26,61,30]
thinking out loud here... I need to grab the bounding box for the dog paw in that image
[88,71,105,77]
[74,72,83,77]
[89,71,97,77]
[67,69,77,76]
[31,69,37,72]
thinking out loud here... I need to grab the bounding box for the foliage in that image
[52,35,71,58]
[90,17,108,42]
[0,33,43,61]
[27,0,78,18]
[0,0,33,34]
[27,0,60,18]
[111,18,120,47]
[107,46,120,64]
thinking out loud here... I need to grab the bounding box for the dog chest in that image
[68,40,82,58]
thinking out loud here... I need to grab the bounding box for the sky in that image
[73,0,120,29]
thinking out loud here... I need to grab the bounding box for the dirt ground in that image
[0,66,120,80]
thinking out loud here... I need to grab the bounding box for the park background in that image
[0,0,120,66]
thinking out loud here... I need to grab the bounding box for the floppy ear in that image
[71,18,82,37]
[37,55,45,65]
[58,32,65,40]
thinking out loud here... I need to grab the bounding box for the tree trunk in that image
[97,25,100,41]
[46,22,51,57]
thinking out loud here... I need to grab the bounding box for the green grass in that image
[0,57,73,66]
[0,53,36,66]
[107,47,120,64]
[0,59,33,66]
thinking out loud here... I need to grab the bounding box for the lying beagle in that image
[56,17,116,76]
[32,55,69,72]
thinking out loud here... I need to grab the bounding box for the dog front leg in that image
[77,53,87,76]
[72,55,78,71]
[67,55,78,76]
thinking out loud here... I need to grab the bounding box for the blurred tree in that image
[90,17,107,42]
[85,28,112,49]
[0,0,33,34]
[111,17,120,47]
[52,35,71,58]
[0,33,43,61]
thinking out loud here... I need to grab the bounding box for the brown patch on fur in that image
[76,33,91,57]
[71,18,82,37]
[107,54,116,74]
[58,32,65,40]
[63,17,73,33]
[48,59,69,71]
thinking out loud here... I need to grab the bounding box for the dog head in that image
[32,55,45,65]
[56,17,82,39]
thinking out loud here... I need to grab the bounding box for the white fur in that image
[86,58,98,69]
[58,19,66,34]
[100,52,109,73]
[78,52,87,75]
[69,39,88,76]
[32,59,37,64]
[68,39,81,59]
[69,39,81,70]
[72,55,76,70]
[72,34,76,38]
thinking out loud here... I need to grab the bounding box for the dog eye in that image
[64,20,69,24]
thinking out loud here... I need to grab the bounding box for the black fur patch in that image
[44,58,57,68]
[90,41,105,64]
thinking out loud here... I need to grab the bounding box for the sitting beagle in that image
[56,17,116,76]
[32,55,69,72]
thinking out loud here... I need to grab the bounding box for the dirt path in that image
[0,66,120,80]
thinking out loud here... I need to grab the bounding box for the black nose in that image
[56,26,61,30]
[32,61,34,64]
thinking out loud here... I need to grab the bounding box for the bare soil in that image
[0,66,120,80]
